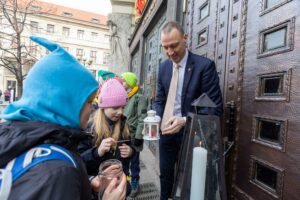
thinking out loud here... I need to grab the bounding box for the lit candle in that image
[190,146,207,200]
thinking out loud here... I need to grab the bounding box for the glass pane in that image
[260,75,283,96]
[150,124,158,138]
[265,0,283,9]
[144,124,149,136]
[263,28,286,52]
[255,163,277,190]
[257,119,281,143]
[198,30,207,46]
[200,3,209,20]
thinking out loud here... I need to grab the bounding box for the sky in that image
[41,0,112,15]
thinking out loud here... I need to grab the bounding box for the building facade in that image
[0,1,110,96]
[129,0,300,199]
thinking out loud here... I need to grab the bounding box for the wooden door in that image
[185,0,300,199]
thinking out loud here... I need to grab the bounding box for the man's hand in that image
[161,116,186,135]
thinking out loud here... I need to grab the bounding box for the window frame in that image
[258,17,295,58]
[91,32,98,40]
[249,156,284,199]
[30,21,39,32]
[255,69,292,102]
[47,24,54,34]
[198,1,210,23]
[260,0,293,16]
[62,27,70,37]
[90,50,97,63]
[196,26,209,48]
[77,30,84,39]
[103,52,110,65]
[252,115,287,151]
[76,48,84,58]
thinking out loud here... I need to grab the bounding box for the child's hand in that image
[118,144,133,158]
[98,137,116,157]
[90,176,101,193]
[102,173,126,200]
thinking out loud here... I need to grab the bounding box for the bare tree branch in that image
[0,0,46,97]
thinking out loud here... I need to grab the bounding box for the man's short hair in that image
[161,21,184,36]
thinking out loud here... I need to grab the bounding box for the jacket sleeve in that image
[135,95,148,140]
[201,61,223,115]
[80,146,110,175]
[153,64,166,118]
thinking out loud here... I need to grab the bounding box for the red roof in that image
[20,0,107,25]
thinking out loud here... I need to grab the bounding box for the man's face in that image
[161,28,187,63]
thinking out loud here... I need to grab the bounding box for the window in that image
[261,0,291,15]
[90,51,97,63]
[255,163,278,190]
[199,2,209,21]
[30,45,37,55]
[264,0,284,10]
[250,157,284,198]
[256,118,282,144]
[62,12,73,17]
[197,28,208,47]
[30,5,41,12]
[7,80,16,90]
[259,75,284,96]
[30,21,38,32]
[252,115,287,151]
[263,28,286,52]
[47,24,54,34]
[76,48,84,58]
[91,18,99,23]
[104,35,110,43]
[62,27,70,37]
[103,52,110,65]
[256,70,291,102]
[77,30,84,39]
[258,17,295,58]
[91,32,98,40]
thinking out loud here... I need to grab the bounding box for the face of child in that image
[104,107,124,122]
[122,80,130,90]
[80,93,96,129]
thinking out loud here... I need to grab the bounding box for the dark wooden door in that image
[231,0,300,199]
[185,0,300,199]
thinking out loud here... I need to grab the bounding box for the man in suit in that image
[154,21,223,200]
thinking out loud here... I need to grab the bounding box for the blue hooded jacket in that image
[0,36,98,128]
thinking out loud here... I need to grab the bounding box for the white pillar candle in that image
[190,146,207,200]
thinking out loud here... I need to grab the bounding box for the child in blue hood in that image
[0,36,126,200]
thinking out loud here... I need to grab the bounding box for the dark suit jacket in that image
[154,51,223,119]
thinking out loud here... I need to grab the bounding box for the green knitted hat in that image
[121,72,138,89]
[98,70,116,81]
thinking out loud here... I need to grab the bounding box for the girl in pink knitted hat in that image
[80,78,134,197]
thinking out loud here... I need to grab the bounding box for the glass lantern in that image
[143,110,161,140]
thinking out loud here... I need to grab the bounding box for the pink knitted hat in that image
[98,79,128,108]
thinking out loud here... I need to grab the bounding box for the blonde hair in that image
[92,109,130,146]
